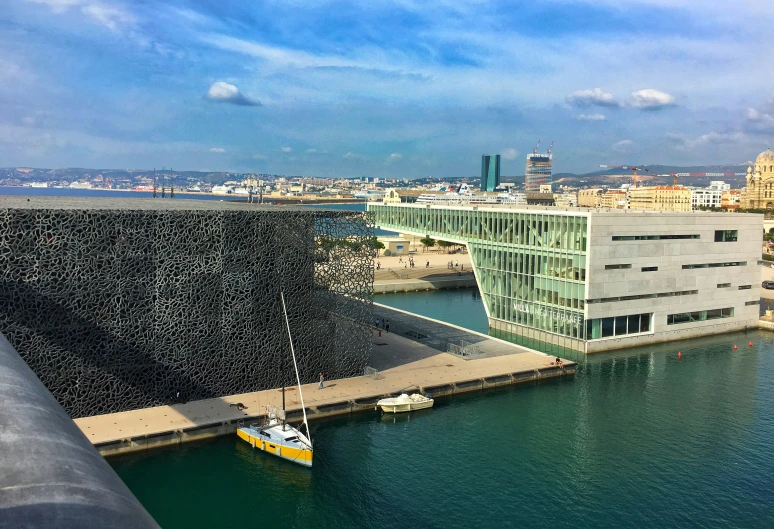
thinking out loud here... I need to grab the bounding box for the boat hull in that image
[237,427,313,467]
[379,400,434,413]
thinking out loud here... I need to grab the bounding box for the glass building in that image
[481,155,501,192]
[368,203,761,353]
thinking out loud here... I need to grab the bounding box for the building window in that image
[586,313,651,339]
[642,266,658,272]
[682,261,746,269]
[714,230,738,242]
[717,283,731,288]
[612,234,699,241]
[738,285,752,290]
[745,300,759,306]
[667,307,734,325]
[605,264,631,270]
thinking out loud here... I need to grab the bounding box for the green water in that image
[111,289,774,528]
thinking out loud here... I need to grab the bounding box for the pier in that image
[77,306,575,456]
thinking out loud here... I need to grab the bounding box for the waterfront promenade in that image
[374,251,475,292]
[76,308,574,455]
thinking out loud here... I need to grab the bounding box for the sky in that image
[1,0,774,178]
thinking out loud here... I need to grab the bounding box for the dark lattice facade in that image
[0,197,373,418]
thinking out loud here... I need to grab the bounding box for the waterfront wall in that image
[0,330,159,528]
[0,198,373,418]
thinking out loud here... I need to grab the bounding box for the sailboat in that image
[236,292,314,467]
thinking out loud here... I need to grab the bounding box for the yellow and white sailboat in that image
[237,292,313,467]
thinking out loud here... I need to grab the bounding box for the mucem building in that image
[369,202,761,353]
[0,197,373,418]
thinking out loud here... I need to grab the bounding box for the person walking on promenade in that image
[376,318,381,328]
[385,320,390,333]
[319,372,324,389]
[426,260,429,268]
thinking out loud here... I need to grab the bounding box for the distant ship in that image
[133,185,155,191]
[69,182,93,189]
[416,183,526,206]
[354,189,386,201]
[186,186,202,192]
[211,185,233,194]
[26,182,48,188]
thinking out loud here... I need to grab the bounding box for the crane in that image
[670,173,678,187]
[532,139,540,154]
[599,165,649,188]
[547,141,554,155]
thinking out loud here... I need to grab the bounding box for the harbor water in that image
[111,289,774,529]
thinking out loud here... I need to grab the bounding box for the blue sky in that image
[1,0,773,178]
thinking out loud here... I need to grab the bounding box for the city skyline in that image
[1,1,773,178]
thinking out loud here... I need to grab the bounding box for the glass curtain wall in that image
[370,205,588,341]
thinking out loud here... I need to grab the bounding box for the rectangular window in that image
[612,234,699,241]
[683,262,746,269]
[667,307,734,325]
[746,300,759,306]
[642,266,658,272]
[714,230,738,242]
[587,313,652,340]
[605,264,632,270]
[739,285,752,290]
[717,283,731,288]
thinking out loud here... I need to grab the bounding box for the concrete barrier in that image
[0,332,159,528]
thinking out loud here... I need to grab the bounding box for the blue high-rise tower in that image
[481,155,501,192]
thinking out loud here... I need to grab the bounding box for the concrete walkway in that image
[75,318,573,455]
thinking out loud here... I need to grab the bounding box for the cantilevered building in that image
[481,155,501,192]
[368,202,761,353]
[525,152,552,192]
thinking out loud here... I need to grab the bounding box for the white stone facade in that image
[584,210,761,352]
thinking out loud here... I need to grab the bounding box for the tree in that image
[420,236,436,252]
[373,239,385,254]
[436,240,453,253]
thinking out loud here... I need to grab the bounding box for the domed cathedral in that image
[744,149,774,208]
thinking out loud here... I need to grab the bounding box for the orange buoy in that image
[749,341,753,347]
[677,352,682,358]
[733,345,738,350]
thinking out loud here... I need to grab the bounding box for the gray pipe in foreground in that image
[0,332,159,529]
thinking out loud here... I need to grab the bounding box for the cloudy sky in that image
[1,0,773,177]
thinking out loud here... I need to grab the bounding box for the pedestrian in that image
[426,260,429,268]
[455,260,459,267]
[319,372,324,389]
[385,320,390,333]
[376,317,380,328]
[399,256,403,263]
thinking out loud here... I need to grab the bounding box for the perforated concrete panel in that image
[0,198,373,418]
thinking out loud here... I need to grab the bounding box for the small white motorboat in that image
[376,393,434,414]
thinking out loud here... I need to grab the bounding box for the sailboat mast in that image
[279,292,310,440]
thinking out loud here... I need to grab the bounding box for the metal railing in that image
[0,332,159,529]
[364,366,379,379]
[448,340,482,357]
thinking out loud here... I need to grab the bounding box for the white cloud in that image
[209,147,225,153]
[281,146,292,152]
[29,0,136,31]
[501,148,518,160]
[253,153,267,160]
[630,89,675,110]
[307,148,318,153]
[575,113,606,121]
[613,139,635,152]
[566,88,619,108]
[669,131,746,151]
[388,152,402,161]
[205,81,261,106]
[343,152,362,159]
[746,105,774,133]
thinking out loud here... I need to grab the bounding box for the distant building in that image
[578,188,604,208]
[525,152,552,192]
[525,192,555,206]
[691,188,723,210]
[743,149,774,208]
[481,155,501,192]
[383,189,402,204]
[629,186,691,211]
[722,190,742,211]
[600,190,628,209]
